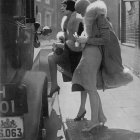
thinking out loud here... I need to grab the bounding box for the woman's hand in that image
[76,36,87,44]
[74,32,87,44]
[73,32,87,50]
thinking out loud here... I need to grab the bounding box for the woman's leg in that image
[82,90,100,131]
[98,94,107,125]
[74,91,87,121]
[82,90,107,131]
[89,90,100,124]
[78,91,87,114]
[48,49,70,94]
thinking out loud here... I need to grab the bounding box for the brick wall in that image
[125,1,139,46]
[121,0,140,74]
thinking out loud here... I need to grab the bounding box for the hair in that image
[86,0,107,18]
[61,0,75,12]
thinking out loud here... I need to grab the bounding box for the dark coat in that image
[59,12,84,81]
[94,16,133,90]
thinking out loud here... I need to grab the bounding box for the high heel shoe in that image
[82,123,100,133]
[74,110,86,121]
[99,117,107,126]
[49,86,60,97]
[99,120,108,130]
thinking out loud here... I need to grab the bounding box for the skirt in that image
[72,45,102,91]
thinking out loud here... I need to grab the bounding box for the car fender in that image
[21,71,47,140]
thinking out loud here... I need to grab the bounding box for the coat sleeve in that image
[87,15,110,46]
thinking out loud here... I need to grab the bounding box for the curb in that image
[62,122,72,140]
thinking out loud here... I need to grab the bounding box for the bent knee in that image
[48,52,54,57]
[48,52,55,60]
[48,52,62,64]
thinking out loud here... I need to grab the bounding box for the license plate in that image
[0,117,24,139]
[0,84,28,116]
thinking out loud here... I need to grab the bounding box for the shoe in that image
[49,86,60,97]
[99,117,107,126]
[99,120,108,130]
[74,110,86,121]
[82,123,100,133]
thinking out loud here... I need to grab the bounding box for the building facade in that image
[35,0,62,39]
[35,0,140,75]
[35,0,120,40]
[120,0,140,75]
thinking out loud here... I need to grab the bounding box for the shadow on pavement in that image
[89,128,140,140]
[44,109,63,140]
[66,119,140,140]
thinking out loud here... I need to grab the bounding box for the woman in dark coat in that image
[72,0,133,132]
[48,0,84,95]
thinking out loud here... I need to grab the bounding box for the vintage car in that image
[0,0,53,140]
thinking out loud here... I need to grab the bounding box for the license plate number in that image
[0,117,24,139]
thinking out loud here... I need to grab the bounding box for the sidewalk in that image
[37,40,140,139]
[58,69,140,139]
[121,44,140,78]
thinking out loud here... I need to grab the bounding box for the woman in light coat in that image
[72,0,133,132]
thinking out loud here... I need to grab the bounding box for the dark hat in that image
[61,0,75,12]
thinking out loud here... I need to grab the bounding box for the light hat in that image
[75,0,90,15]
